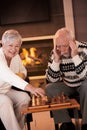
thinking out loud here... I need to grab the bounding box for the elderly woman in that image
[0,29,45,130]
[45,27,87,130]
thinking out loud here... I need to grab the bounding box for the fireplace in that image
[20,36,53,77]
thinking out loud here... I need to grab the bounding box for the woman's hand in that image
[25,84,45,97]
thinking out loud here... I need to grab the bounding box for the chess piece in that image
[52,96,57,103]
[32,95,36,106]
[57,96,61,103]
[47,96,52,104]
[42,96,48,105]
[61,92,66,102]
[36,96,41,106]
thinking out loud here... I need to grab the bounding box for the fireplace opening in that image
[20,39,53,77]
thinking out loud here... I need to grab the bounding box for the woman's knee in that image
[0,95,13,107]
[21,92,31,104]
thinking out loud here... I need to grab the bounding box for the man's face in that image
[2,41,21,59]
[55,37,70,57]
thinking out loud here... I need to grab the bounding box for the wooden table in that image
[21,99,80,130]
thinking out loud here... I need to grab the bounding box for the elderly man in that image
[45,27,87,130]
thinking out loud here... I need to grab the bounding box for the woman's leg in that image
[0,94,22,130]
[6,89,31,129]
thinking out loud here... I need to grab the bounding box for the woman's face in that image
[2,41,21,59]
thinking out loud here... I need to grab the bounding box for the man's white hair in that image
[53,27,75,45]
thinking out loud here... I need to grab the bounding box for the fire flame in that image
[20,47,41,66]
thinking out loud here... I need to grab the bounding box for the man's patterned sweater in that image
[46,41,87,87]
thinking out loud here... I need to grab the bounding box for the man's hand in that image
[69,40,78,57]
[53,44,61,62]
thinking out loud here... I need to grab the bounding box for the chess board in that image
[21,95,80,130]
[29,93,71,109]
[21,97,80,116]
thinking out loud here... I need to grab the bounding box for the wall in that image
[0,0,65,39]
[72,0,87,41]
[0,0,87,41]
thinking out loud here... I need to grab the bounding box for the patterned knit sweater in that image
[46,41,87,87]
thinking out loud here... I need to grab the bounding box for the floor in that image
[72,118,82,130]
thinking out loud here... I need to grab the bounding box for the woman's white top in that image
[0,47,28,94]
